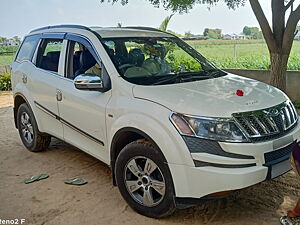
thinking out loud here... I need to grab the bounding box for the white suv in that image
[11,25,300,218]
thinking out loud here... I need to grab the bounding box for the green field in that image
[0,40,300,70]
[186,39,300,70]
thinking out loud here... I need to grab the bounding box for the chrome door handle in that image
[22,74,27,84]
[56,90,62,101]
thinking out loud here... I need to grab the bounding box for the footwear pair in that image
[24,174,87,185]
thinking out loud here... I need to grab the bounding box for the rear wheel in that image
[17,103,51,152]
[115,140,176,218]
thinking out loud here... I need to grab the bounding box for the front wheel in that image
[115,140,176,218]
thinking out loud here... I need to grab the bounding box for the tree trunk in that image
[269,52,289,91]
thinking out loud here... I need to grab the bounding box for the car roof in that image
[91,27,173,38]
[30,25,173,38]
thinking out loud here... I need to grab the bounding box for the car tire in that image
[17,103,51,152]
[115,140,176,218]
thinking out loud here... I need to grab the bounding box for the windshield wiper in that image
[150,73,190,85]
[151,70,220,85]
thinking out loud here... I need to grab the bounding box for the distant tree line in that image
[0,36,22,46]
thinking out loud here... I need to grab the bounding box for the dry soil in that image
[0,93,299,225]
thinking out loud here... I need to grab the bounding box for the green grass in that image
[295,102,300,109]
[0,54,14,66]
[186,40,300,70]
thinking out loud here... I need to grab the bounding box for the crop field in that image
[186,39,300,70]
[0,40,300,70]
[0,45,18,66]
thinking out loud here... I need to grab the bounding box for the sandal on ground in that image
[24,174,49,184]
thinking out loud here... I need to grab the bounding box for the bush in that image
[0,73,11,91]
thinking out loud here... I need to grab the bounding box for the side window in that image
[66,40,101,80]
[36,39,63,73]
[15,35,40,62]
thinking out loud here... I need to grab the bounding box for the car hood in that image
[132,73,288,117]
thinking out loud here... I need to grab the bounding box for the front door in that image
[56,34,111,163]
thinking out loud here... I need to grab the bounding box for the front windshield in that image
[102,36,226,85]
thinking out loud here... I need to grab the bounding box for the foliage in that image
[243,26,262,39]
[0,73,11,91]
[158,14,174,31]
[0,54,15,66]
[167,54,202,72]
[294,102,300,109]
[101,0,246,12]
[184,31,193,39]
[0,45,19,52]
[203,28,222,39]
[0,37,7,44]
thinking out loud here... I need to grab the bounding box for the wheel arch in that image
[110,127,167,186]
[13,93,30,128]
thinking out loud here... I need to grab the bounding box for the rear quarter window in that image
[15,35,40,62]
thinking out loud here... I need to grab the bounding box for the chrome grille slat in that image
[286,104,295,123]
[233,101,298,142]
[280,111,287,130]
[263,115,279,133]
[243,116,260,136]
[289,102,298,121]
[283,106,291,128]
[254,116,270,134]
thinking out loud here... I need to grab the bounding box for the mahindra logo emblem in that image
[268,108,280,117]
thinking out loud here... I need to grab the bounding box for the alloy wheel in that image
[124,156,166,207]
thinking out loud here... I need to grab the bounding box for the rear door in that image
[55,34,112,163]
[28,33,66,138]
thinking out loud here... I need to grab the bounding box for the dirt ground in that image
[0,93,300,225]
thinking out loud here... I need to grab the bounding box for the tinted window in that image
[36,39,63,73]
[66,40,101,80]
[102,37,225,86]
[15,35,40,62]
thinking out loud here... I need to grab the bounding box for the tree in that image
[13,36,21,44]
[101,0,300,92]
[0,37,7,44]
[184,31,193,38]
[243,26,262,39]
[203,28,222,39]
[158,14,174,31]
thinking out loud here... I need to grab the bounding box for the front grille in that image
[233,101,298,142]
[264,141,297,166]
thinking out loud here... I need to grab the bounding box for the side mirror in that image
[74,74,103,91]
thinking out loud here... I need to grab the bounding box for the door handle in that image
[56,90,62,101]
[22,74,27,84]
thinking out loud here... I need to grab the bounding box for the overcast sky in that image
[0,0,273,38]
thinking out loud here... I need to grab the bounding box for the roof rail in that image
[125,26,162,32]
[30,24,92,33]
[125,26,176,37]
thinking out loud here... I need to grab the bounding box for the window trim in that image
[35,36,65,75]
[63,33,102,80]
[14,34,41,63]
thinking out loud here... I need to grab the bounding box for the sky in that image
[0,0,274,38]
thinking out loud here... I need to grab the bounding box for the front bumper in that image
[169,120,300,199]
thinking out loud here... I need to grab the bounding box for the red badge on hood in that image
[236,89,244,96]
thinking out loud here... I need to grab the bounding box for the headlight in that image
[170,113,249,142]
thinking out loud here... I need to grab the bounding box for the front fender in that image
[108,106,194,167]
